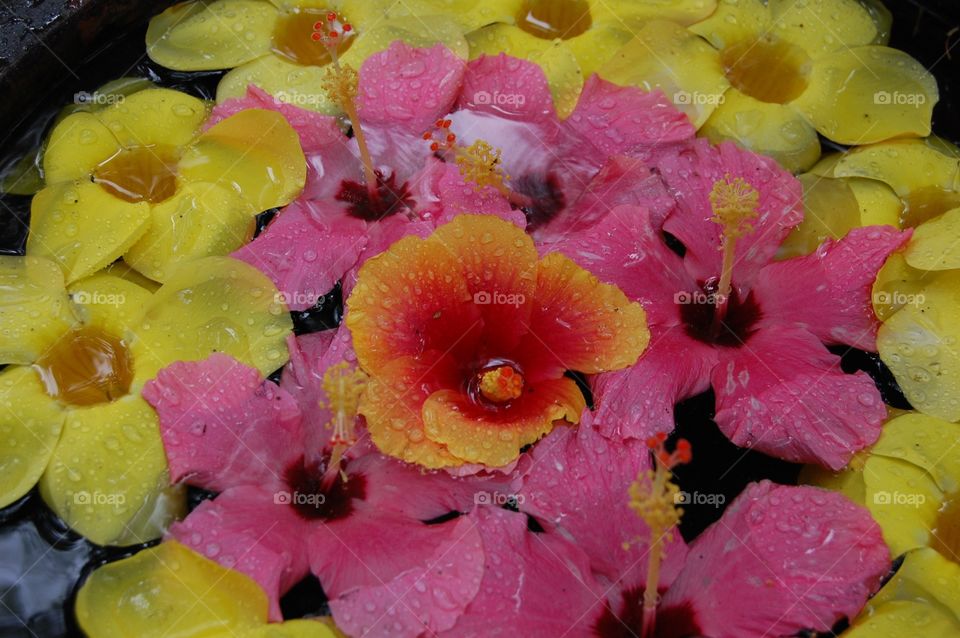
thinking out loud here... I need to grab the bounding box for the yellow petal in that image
[146,0,278,71]
[798,463,866,504]
[862,455,942,555]
[878,270,960,422]
[68,273,154,337]
[96,88,208,149]
[591,0,716,27]
[217,54,339,114]
[0,367,65,508]
[562,23,633,80]
[39,394,173,545]
[860,0,893,45]
[769,0,878,58]
[688,0,772,50]
[125,182,257,282]
[64,77,158,119]
[905,208,960,271]
[28,180,152,283]
[42,112,121,184]
[467,24,583,119]
[179,109,306,212]
[867,548,960,618]
[699,88,821,172]
[828,139,960,197]
[777,174,860,260]
[844,599,960,638]
[603,20,728,129]
[871,252,928,321]
[76,541,268,637]
[104,260,162,293]
[871,412,960,494]
[340,14,468,68]
[794,46,937,145]
[382,0,516,32]
[246,619,342,638]
[133,256,292,382]
[0,255,76,364]
[848,176,902,227]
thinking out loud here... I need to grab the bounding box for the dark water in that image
[0,2,957,637]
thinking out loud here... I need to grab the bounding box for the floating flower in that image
[345,214,649,468]
[606,0,937,172]
[341,418,888,636]
[549,138,909,469]
[0,255,291,545]
[142,343,499,623]
[146,1,466,113]
[796,139,960,421]
[803,411,960,634]
[27,87,306,283]
[76,540,339,637]
[233,43,693,309]
[466,0,716,116]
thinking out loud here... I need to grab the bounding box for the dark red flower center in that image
[679,280,762,347]
[336,170,413,221]
[513,172,566,231]
[593,589,702,638]
[282,455,366,521]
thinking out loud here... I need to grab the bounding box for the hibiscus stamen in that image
[319,361,368,488]
[709,175,759,335]
[628,434,690,638]
[422,122,535,209]
[313,14,378,199]
[478,364,525,403]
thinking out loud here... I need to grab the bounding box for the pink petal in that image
[329,515,483,638]
[206,85,343,153]
[358,42,466,135]
[233,200,367,311]
[439,507,606,637]
[535,156,676,243]
[657,139,803,288]
[546,204,692,326]
[313,509,477,599]
[142,354,302,492]
[563,76,694,165]
[167,485,310,621]
[410,157,524,227]
[755,226,911,351]
[594,328,718,440]
[516,412,687,590]
[279,327,357,459]
[712,327,886,469]
[659,481,889,638]
[457,53,557,123]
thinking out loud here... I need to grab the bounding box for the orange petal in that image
[422,377,586,467]
[515,251,649,378]
[358,353,465,469]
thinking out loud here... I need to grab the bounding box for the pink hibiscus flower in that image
[547,138,910,469]
[141,333,508,624]
[223,42,693,309]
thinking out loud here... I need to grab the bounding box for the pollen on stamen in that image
[456,139,510,193]
[320,361,368,447]
[709,174,760,239]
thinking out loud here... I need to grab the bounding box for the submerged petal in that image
[0,255,76,364]
[0,367,65,508]
[217,55,339,114]
[146,0,278,71]
[39,394,174,545]
[42,112,121,184]
[96,88,208,148]
[28,180,152,283]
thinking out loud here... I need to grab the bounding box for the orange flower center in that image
[477,364,524,403]
[720,37,810,104]
[931,493,960,563]
[34,326,133,406]
[272,8,353,66]
[93,146,178,204]
[518,0,592,40]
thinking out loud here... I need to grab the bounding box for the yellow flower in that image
[605,0,936,172]
[0,255,292,545]
[804,412,960,635]
[27,87,306,284]
[785,138,960,420]
[146,0,467,114]
[465,0,716,118]
[77,540,341,637]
